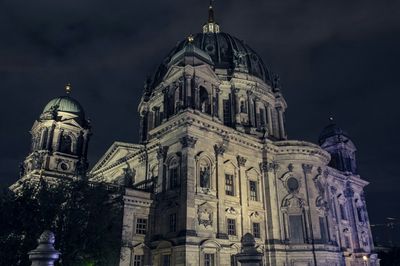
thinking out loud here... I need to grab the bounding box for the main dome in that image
[149,32,272,90]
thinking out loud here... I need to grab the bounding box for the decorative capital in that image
[236,155,247,167]
[259,162,268,172]
[138,152,148,163]
[157,145,169,160]
[268,161,279,172]
[180,136,198,148]
[302,164,313,174]
[214,144,225,156]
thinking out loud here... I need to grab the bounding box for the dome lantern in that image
[203,1,220,33]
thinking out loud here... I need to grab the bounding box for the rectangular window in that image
[249,181,258,201]
[227,218,236,236]
[204,253,215,266]
[259,109,266,127]
[319,216,329,243]
[340,203,348,220]
[135,218,147,235]
[169,213,177,232]
[223,99,232,126]
[133,255,143,266]
[162,254,171,266]
[169,168,179,189]
[344,235,351,248]
[225,174,234,196]
[289,215,305,244]
[253,222,261,238]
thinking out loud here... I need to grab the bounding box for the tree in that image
[0,179,123,266]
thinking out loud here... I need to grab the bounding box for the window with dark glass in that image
[223,99,232,126]
[133,255,143,266]
[240,100,247,113]
[225,174,234,196]
[60,134,73,154]
[168,160,179,189]
[204,253,215,266]
[135,218,147,234]
[339,203,348,220]
[289,215,305,243]
[344,235,351,248]
[162,254,171,266]
[319,216,329,243]
[227,218,236,236]
[253,222,261,238]
[249,181,258,201]
[169,213,177,232]
[259,109,265,127]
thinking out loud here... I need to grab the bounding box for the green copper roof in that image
[42,96,85,118]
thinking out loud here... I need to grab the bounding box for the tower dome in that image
[319,119,357,174]
[42,95,85,119]
[40,84,86,125]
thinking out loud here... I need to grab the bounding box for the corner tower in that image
[16,85,91,187]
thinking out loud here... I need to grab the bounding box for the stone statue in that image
[200,166,210,188]
[122,163,136,186]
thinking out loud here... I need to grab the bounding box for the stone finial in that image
[28,230,61,266]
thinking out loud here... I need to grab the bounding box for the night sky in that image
[1,0,399,243]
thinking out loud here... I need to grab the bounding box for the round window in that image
[205,44,215,53]
[60,163,69,171]
[287,177,299,192]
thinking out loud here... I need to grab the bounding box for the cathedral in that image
[13,3,379,266]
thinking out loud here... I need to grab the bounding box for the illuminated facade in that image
[15,4,379,266]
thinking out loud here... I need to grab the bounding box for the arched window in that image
[240,100,247,113]
[199,87,210,114]
[199,159,211,189]
[76,134,84,156]
[60,134,73,154]
[40,128,49,150]
[168,158,179,190]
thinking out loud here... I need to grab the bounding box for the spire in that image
[65,83,72,95]
[203,0,220,33]
[208,0,215,23]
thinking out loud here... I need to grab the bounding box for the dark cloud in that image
[1,0,399,242]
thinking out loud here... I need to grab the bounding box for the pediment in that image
[245,167,260,177]
[90,141,143,175]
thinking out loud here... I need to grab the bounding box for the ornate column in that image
[266,104,273,136]
[214,144,227,239]
[162,87,169,120]
[302,164,318,266]
[247,90,254,127]
[276,107,285,139]
[28,231,61,266]
[213,87,220,118]
[179,136,198,236]
[185,75,192,109]
[344,182,361,251]
[156,145,169,193]
[237,155,248,235]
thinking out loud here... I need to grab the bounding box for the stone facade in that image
[14,4,378,266]
[90,6,379,265]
